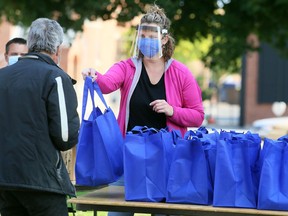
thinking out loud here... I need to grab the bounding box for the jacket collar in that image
[19,52,77,85]
[20,52,57,66]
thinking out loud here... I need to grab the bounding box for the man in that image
[4,37,28,65]
[0,18,80,216]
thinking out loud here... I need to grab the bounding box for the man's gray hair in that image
[27,18,64,54]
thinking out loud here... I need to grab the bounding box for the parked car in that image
[252,116,288,140]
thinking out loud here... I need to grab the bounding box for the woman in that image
[82,5,205,216]
[82,4,204,136]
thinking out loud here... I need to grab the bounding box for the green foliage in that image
[174,36,212,65]
[1,0,288,74]
[202,88,214,101]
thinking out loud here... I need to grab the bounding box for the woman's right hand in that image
[81,68,98,81]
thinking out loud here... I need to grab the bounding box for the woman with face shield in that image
[82,4,204,216]
[82,4,204,137]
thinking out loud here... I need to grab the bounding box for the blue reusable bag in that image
[199,129,219,192]
[161,128,181,183]
[257,138,288,210]
[213,131,261,208]
[75,77,124,186]
[166,133,213,205]
[124,127,178,202]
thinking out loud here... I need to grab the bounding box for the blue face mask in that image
[8,55,20,65]
[138,38,160,58]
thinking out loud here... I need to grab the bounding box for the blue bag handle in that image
[142,127,159,134]
[131,126,149,132]
[81,77,97,120]
[184,130,197,140]
[167,129,181,144]
[92,80,109,109]
[127,126,159,136]
[82,77,111,120]
[278,134,288,142]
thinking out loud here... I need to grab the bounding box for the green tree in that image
[1,0,287,73]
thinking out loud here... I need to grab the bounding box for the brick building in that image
[240,34,288,126]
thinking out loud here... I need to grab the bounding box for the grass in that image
[69,212,149,216]
[69,210,107,216]
[68,188,106,216]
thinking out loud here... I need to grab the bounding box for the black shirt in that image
[127,64,167,131]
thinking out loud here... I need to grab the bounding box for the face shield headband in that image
[132,25,167,59]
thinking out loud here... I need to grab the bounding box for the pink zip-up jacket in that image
[96,57,204,137]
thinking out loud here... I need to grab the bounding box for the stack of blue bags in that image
[123,126,288,211]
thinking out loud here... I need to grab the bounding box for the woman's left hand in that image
[150,99,174,117]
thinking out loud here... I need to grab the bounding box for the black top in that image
[127,63,166,131]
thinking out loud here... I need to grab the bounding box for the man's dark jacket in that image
[0,53,80,197]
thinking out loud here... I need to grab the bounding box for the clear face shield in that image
[132,25,163,59]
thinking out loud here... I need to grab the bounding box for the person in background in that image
[0,18,80,216]
[4,37,28,65]
[82,4,204,138]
